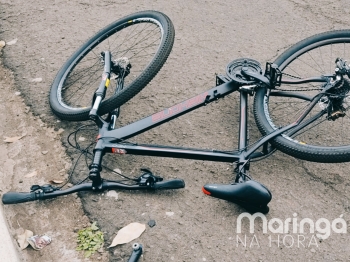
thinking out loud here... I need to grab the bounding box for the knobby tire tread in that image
[49,11,175,121]
[254,30,350,162]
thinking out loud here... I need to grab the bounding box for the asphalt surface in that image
[1,0,350,261]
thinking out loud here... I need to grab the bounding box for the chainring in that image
[226,58,262,84]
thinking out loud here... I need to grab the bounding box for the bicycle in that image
[3,10,350,214]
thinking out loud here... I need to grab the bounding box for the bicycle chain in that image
[281,72,301,79]
[274,87,322,92]
[273,72,323,92]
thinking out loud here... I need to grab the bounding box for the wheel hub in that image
[111,57,132,78]
[327,78,350,120]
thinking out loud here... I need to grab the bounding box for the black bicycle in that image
[3,10,350,214]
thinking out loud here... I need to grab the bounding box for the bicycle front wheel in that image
[50,10,174,121]
[254,30,350,162]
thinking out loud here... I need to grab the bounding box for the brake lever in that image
[30,184,59,193]
[137,169,163,187]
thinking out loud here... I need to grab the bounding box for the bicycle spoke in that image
[264,40,350,146]
[307,51,324,74]
[56,17,164,110]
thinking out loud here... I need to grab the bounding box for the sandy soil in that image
[1,0,350,261]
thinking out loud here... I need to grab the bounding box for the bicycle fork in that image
[89,138,105,190]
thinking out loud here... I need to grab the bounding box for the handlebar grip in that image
[2,191,37,204]
[152,179,185,190]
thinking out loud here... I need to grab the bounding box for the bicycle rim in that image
[254,30,350,162]
[50,11,174,121]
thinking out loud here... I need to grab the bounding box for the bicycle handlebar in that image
[2,178,185,205]
[2,192,38,204]
[151,179,185,189]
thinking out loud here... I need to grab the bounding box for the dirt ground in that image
[1,0,350,261]
[0,55,95,260]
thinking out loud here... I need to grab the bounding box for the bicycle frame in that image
[98,81,281,159]
[2,50,338,206]
[79,51,339,190]
[88,73,329,189]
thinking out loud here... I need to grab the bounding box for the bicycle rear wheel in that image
[50,10,174,121]
[254,30,350,162]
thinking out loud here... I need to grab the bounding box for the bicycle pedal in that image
[202,180,272,213]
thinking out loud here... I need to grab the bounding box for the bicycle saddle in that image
[202,180,272,213]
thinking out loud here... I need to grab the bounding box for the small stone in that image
[19,180,23,183]
[113,168,122,174]
[106,190,118,200]
[31,77,42,83]
[148,220,156,227]
[57,128,64,135]
[78,136,86,141]
[166,212,174,217]
[311,248,316,253]
[41,151,48,155]
[15,91,21,96]
[0,40,5,48]
[6,39,17,46]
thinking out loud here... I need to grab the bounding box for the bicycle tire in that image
[49,10,175,121]
[254,30,350,162]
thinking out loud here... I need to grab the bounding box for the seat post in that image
[238,90,248,151]
[235,90,249,183]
